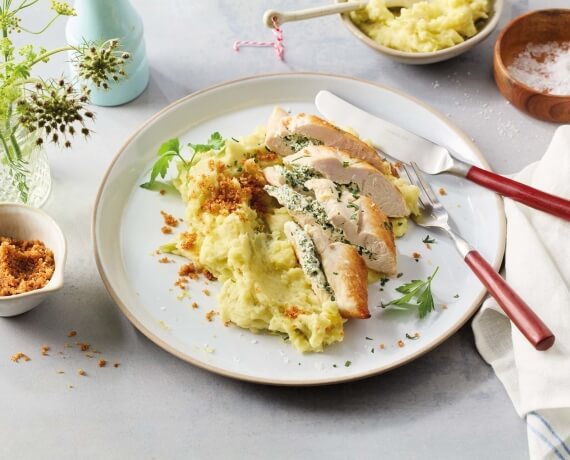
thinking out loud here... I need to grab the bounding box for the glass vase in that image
[0,131,52,208]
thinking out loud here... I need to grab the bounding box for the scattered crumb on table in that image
[439,187,447,196]
[10,352,31,363]
[98,359,107,368]
[40,345,50,356]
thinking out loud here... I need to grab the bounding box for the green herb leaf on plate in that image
[381,267,439,318]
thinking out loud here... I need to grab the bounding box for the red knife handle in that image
[466,165,570,221]
[465,250,555,351]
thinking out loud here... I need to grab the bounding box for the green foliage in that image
[141,133,226,192]
[381,267,439,318]
[0,0,129,202]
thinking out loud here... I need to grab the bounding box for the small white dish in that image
[0,203,66,317]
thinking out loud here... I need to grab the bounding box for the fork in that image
[403,162,555,351]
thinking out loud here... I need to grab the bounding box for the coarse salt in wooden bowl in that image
[494,9,570,123]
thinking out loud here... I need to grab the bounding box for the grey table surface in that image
[2,1,567,459]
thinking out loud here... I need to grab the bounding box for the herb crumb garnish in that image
[453,294,460,298]
[370,348,375,354]
[405,332,420,340]
[344,360,352,367]
[422,235,436,244]
[396,272,403,278]
[365,336,373,341]
[397,340,405,348]
[333,364,337,368]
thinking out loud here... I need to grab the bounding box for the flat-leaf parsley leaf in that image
[381,267,439,318]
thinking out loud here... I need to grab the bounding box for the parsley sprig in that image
[140,132,225,192]
[381,267,439,318]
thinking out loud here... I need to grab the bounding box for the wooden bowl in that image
[339,0,503,65]
[494,9,570,123]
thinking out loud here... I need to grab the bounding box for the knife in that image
[315,90,570,221]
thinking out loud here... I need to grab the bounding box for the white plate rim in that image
[92,72,506,386]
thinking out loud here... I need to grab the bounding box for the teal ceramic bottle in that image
[65,0,149,106]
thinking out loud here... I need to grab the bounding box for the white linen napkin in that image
[472,125,570,460]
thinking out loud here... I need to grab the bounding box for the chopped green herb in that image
[381,267,439,319]
[231,137,239,143]
[371,348,375,353]
[422,235,436,244]
[139,180,179,195]
[342,161,350,168]
[405,332,420,340]
[453,294,460,298]
[397,272,404,278]
[333,364,337,368]
[332,272,338,275]
[365,336,373,341]
[344,360,352,367]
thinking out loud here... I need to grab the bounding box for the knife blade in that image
[315,90,465,175]
[315,90,570,221]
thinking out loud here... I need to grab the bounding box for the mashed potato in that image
[350,0,490,53]
[171,128,344,352]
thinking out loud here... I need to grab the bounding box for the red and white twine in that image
[233,16,285,60]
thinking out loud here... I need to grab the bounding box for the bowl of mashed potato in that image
[341,0,503,64]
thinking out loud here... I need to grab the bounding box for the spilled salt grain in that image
[507,41,570,96]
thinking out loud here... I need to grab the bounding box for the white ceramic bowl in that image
[338,0,504,65]
[0,203,66,317]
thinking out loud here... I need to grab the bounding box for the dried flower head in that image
[73,39,130,89]
[50,1,76,16]
[16,79,93,147]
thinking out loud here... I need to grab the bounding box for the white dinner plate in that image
[93,73,505,385]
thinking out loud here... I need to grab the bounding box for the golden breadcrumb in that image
[0,237,55,296]
[10,352,31,363]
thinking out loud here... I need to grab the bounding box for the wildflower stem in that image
[0,131,14,164]
[30,45,73,66]
[19,14,60,35]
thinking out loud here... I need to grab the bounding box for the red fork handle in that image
[465,250,555,351]
[466,165,570,221]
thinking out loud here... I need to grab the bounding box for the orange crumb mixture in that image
[0,237,55,296]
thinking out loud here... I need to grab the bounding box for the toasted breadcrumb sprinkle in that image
[379,343,385,350]
[10,352,31,363]
[161,226,173,235]
[78,369,86,376]
[204,270,216,281]
[441,304,448,310]
[40,345,50,356]
[113,362,120,368]
[77,342,90,352]
[158,256,173,264]
[67,330,77,337]
[412,252,422,261]
[160,211,179,228]
[179,263,198,278]
[192,302,199,309]
[205,310,217,322]
[397,340,405,348]
[439,187,447,196]
[284,306,300,319]
[0,237,55,296]
[98,359,107,368]
[159,190,166,196]
[202,289,210,296]
[180,232,197,251]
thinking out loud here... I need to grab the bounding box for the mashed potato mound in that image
[172,128,344,352]
[350,0,490,53]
